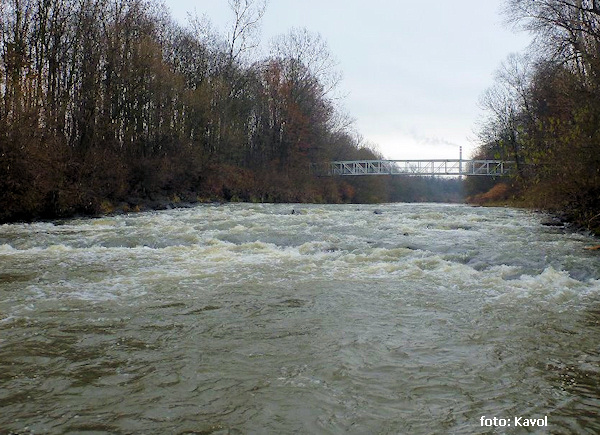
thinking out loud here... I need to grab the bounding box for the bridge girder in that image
[310,160,514,177]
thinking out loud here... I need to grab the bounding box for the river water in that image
[1,203,599,434]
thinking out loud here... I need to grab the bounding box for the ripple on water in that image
[1,203,600,433]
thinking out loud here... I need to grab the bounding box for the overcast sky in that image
[165,0,532,160]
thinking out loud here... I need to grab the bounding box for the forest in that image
[3,0,599,228]
[0,0,465,222]
[471,0,600,234]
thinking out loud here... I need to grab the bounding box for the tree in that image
[0,0,399,222]
[505,0,600,84]
[270,27,341,100]
[262,28,343,169]
[226,0,266,65]
[478,53,535,172]
[469,0,600,231]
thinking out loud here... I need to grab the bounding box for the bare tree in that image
[505,0,600,80]
[478,53,536,169]
[270,27,341,99]
[227,0,266,65]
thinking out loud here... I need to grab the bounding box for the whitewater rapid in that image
[1,203,599,433]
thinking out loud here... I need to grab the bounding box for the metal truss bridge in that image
[310,159,515,177]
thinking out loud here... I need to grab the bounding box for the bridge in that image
[310,159,515,177]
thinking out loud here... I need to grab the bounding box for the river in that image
[1,203,599,434]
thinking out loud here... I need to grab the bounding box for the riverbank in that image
[0,162,357,224]
[466,182,600,237]
[5,181,597,240]
[0,161,465,225]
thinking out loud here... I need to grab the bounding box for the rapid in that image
[1,203,599,434]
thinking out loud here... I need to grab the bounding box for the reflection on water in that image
[0,203,599,433]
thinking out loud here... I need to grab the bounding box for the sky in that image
[164,0,532,160]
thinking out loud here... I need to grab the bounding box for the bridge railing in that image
[310,159,515,177]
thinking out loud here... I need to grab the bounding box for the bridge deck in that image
[311,159,514,177]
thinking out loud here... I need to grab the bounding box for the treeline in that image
[0,0,394,222]
[472,0,600,233]
[338,175,464,204]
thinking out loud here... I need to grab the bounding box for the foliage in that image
[467,183,512,205]
[474,0,600,233]
[0,0,464,222]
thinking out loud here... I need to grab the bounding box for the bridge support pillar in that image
[459,146,463,178]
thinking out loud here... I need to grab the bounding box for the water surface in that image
[1,203,599,434]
